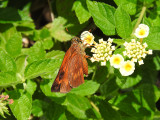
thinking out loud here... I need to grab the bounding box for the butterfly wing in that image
[68,53,84,88]
[82,56,88,76]
[51,39,88,93]
[51,46,72,93]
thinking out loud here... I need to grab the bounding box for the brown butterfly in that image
[51,37,88,93]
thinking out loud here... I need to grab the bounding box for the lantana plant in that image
[80,23,152,76]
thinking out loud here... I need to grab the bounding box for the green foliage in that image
[0,0,160,119]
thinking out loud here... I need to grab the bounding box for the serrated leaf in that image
[70,81,100,96]
[113,91,151,118]
[100,76,119,97]
[15,55,27,75]
[139,84,156,111]
[65,93,92,119]
[87,0,116,35]
[25,59,62,79]
[50,17,73,42]
[40,71,66,103]
[0,49,16,72]
[27,41,45,63]
[40,28,50,39]
[7,89,32,120]
[32,99,44,117]
[26,79,37,95]
[114,0,137,15]
[115,68,142,89]
[113,39,125,45]
[145,31,160,50]
[98,100,122,120]
[43,38,54,50]
[0,72,21,87]
[45,50,65,59]
[5,32,22,57]
[73,0,91,24]
[114,6,132,38]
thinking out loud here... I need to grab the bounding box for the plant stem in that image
[132,6,147,35]
[90,101,100,113]
[47,0,54,22]
[140,38,143,43]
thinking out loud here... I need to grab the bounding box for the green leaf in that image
[43,101,66,120]
[139,84,156,111]
[0,72,21,87]
[40,71,66,103]
[114,6,132,38]
[7,89,32,120]
[98,100,122,120]
[93,66,109,84]
[114,0,137,15]
[42,38,54,50]
[112,91,151,118]
[0,49,16,72]
[6,32,22,57]
[0,8,32,23]
[73,0,91,24]
[115,68,142,89]
[40,28,50,39]
[32,99,44,117]
[25,59,62,79]
[27,41,45,63]
[65,93,92,119]
[26,79,37,95]
[70,81,100,96]
[113,39,125,45]
[145,28,160,50]
[87,0,116,35]
[50,17,73,42]
[15,55,27,75]
[45,50,65,59]
[55,0,88,40]
[100,76,119,97]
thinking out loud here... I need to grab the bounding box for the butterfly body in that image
[51,37,88,93]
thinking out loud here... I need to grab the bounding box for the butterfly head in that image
[71,37,81,44]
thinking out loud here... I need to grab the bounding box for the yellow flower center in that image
[124,63,132,71]
[139,29,145,36]
[113,57,120,64]
[85,35,92,43]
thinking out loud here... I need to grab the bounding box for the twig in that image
[47,0,54,22]
[132,6,147,35]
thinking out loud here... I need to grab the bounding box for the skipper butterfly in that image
[51,37,88,93]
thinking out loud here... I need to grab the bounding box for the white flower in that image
[138,59,144,65]
[148,49,152,54]
[134,24,149,38]
[80,31,94,46]
[131,58,137,62]
[108,38,113,43]
[110,54,124,68]
[90,57,96,63]
[101,61,106,66]
[143,42,148,48]
[120,61,135,76]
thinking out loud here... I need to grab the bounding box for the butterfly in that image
[51,37,88,93]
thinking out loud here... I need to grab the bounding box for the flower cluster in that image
[80,24,152,76]
[90,38,115,66]
[123,39,152,65]
[0,95,13,118]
